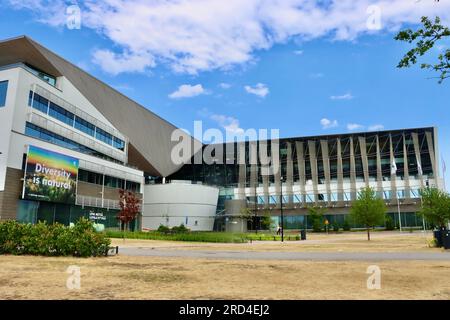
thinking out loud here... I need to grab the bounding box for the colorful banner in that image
[23,145,79,204]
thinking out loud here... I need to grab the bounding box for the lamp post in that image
[280,176,284,242]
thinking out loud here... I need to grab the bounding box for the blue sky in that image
[1,0,449,187]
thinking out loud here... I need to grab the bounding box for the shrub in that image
[332,223,340,232]
[171,224,190,233]
[0,218,110,257]
[342,219,351,231]
[157,225,171,234]
[385,215,395,230]
[312,219,323,233]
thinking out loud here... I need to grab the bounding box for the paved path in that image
[119,247,450,261]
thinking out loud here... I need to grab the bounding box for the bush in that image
[342,219,351,231]
[384,215,395,230]
[157,225,171,234]
[332,223,340,232]
[312,219,323,233]
[0,218,110,257]
[171,224,190,233]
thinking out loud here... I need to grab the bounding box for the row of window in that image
[251,189,421,204]
[28,92,125,151]
[25,122,122,164]
[78,169,141,193]
[0,81,8,107]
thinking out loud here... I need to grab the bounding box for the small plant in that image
[385,215,395,231]
[157,225,171,234]
[342,219,351,231]
[332,223,340,232]
[171,224,190,233]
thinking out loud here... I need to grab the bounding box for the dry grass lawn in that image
[0,255,449,300]
[111,231,439,253]
[1,232,449,300]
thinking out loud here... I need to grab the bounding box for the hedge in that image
[0,218,111,257]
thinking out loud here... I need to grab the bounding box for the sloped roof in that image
[0,36,201,177]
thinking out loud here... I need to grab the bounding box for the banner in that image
[23,146,79,204]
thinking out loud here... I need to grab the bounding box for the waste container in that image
[443,230,450,250]
[300,229,306,241]
[434,230,443,247]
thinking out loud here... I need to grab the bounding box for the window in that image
[104,175,125,189]
[25,122,122,163]
[126,181,140,193]
[78,169,103,185]
[29,90,125,151]
[49,102,74,126]
[113,137,125,151]
[25,64,57,86]
[0,81,8,107]
[96,128,113,146]
[29,92,49,114]
[74,116,95,137]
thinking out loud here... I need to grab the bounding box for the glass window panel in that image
[74,116,95,137]
[49,102,74,126]
[0,81,8,107]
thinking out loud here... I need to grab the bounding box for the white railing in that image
[33,84,126,142]
[28,109,127,163]
[76,195,121,210]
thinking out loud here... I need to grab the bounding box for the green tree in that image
[418,187,450,229]
[307,206,326,233]
[395,16,450,83]
[350,187,386,241]
[260,210,274,231]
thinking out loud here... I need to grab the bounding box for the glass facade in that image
[0,80,8,107]
[25,63,57,87]
[78,168,140,193]
[29,91,125,151]
[25,122,122,163]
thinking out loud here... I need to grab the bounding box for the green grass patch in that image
[105,230,248,243]
[106,230,303,243]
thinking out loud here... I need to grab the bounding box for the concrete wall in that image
[142,182,219,231]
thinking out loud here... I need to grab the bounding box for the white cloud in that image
[293,50,303,55]
[219,83,232,89]
[245,83,269,98]
[321,118,338,129]
[330,93,354,100]
[9,1,450,75]
[347,123,364,131]
[210,114,244,135]
[368,124,384,131]
[92,49,155,75]
[169,84,206,99]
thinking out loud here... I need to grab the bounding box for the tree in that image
[239,207,254,233]
[349,187,386,241]
[260,210,274,231]
[418,187,450,229]
[307,206,326,233]
[395,16,450,83]
[117,189,140,236]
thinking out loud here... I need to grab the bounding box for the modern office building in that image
[0,36,444,231]
[169,128,444,230]
[0,36,200,230]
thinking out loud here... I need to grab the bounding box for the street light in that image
[280,176,284,242]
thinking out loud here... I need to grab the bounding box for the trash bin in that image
[434,230,443,247]
[300,229,306,241]
[443,230,450,250]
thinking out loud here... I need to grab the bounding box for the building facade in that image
[0,36,201,230]
[0,36,445,231]
[169,128,444,229]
